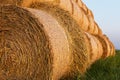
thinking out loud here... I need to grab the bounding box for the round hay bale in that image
[95,35,112,58]
[0,5,89,80]
[0,5,53,80]
[103,35,116,56]
[93,22,99,35]
[110,41,116,56]
[74,0,94,18]
[70,0,89,32]
[30,3,89,79]
[0,0,102,35]
[84,33,95,64]
[26,8,71,80]
[59,0,101,35]
[83,33,92,66]
[92,36,103,60]
[97,25,103,35]
[74,0,103,35]
[85,33,103,64]
[87,16,95,34]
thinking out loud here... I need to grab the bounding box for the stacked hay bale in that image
[95,35,115,58]
[21,0,115,61]
[0,0,115,80]
[0,0,102,35]
[0,5,90,80]
[22,0,103,35]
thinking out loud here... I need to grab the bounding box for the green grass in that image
[78,50,120,80]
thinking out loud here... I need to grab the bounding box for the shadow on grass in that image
[78,50,120,80]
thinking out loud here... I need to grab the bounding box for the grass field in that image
[77,50,120,80]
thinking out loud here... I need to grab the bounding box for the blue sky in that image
[83,0,120,49]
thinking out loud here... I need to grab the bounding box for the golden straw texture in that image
[0,5,53,80]
[0,5,90,80]
[0,0,103,35]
